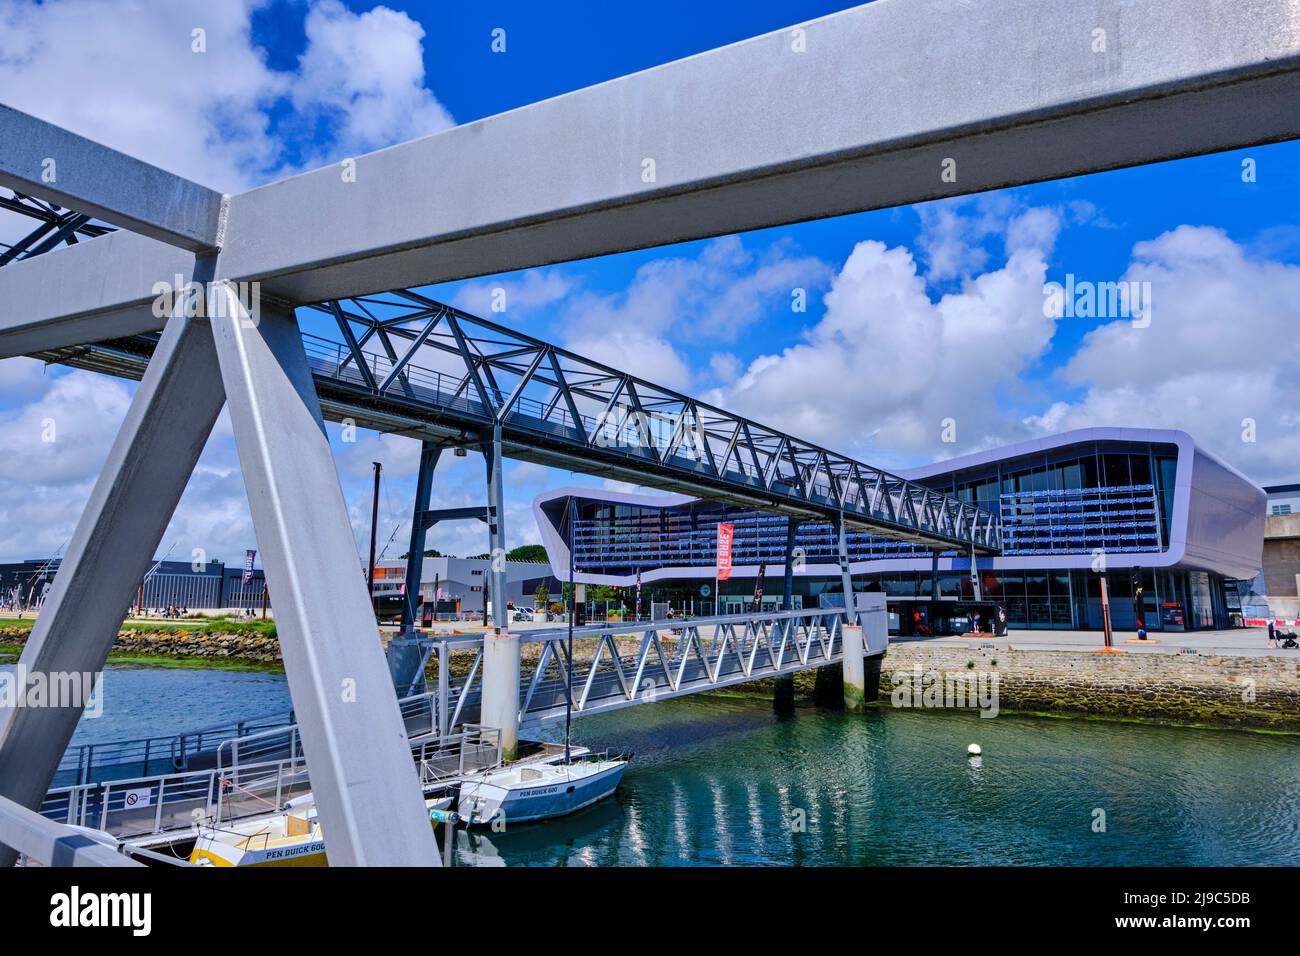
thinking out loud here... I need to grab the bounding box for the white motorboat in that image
[456,753,629,826]
[189,792,454,867]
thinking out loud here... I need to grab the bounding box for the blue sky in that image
[2,0,1298,567]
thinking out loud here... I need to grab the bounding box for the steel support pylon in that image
[400,441,442,634]
[481,425,508,627]
[836,513,856,623]
[479,423,520,760]
[773,518,799,715]
[0,308,224,867]
[208,289,439,865]
[387,441,442,698]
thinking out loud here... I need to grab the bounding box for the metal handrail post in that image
[438,643,450,737]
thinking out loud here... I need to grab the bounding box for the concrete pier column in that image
[773,674,796,714]
[863,655,883,704]
[842,624,866,712]
[481,629,521,761]
[813,664,843,709]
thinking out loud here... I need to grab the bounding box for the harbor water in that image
[7,661,1298,866]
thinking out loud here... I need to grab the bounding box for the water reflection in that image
[466,695,1300,867]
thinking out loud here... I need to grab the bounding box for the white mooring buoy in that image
[967,743,982,756]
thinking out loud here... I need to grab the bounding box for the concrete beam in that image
[215,0,1300,302]
[0,309,225,866]
[7,0,1300,338]
[0,105,225,252]
[0,229,195,359]
[209,292,439,866]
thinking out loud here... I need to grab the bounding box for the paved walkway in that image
[893,626,1300,658]
[400,618,1300,659]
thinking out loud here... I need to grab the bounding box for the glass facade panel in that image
[1103,453,1131,487]
[1005,596,1027,627]
[1130,453,1152,486]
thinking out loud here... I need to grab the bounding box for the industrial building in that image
[534,428,1265,633]
[1,554,560,621]
[0,557,268,613]
[1238,483,1300,622]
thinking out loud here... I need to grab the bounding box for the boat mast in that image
[366,460,382,615]
[565,495,575,763]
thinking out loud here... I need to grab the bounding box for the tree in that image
[507,544,549,563]
[466,545,548,563]
[533,584,550,608]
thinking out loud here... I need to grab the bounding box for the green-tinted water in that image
[20,663,1296,866]
[457,695,1300,866]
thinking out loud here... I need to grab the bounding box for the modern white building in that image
[370,555,560,618]
[534,427,1265,633]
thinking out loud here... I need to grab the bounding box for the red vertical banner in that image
[716,523,735,581]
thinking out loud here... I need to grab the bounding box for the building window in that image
[1272,505,1292,516]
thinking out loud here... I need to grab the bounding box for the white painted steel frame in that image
[3,0,1298,866]
[432,608,849,730]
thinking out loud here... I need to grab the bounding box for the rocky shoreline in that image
[0,625,282,665]
[5,626,1298,731]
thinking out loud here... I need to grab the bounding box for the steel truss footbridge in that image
[22,282,999,552]
[2,0,1298,867]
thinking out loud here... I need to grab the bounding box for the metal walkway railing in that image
[40,605,863,839]
[56,690,440,788]
[40,724,500,843]
[430,608,848,730]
